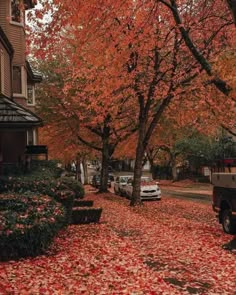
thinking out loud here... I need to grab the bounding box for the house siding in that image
[0,0,42,169]
[0,0,25,65]
[9,25,25,65]
[0,44,11,98]
[0,1,8,31]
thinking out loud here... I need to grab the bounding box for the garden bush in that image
[59,177,85,199]
[0,162,84,224]
[73,200,94,207]
[72,207,102,224]
[0,174,84,199]
[0,192,66,261]
[28,160,64,179]
[0,178,76,224]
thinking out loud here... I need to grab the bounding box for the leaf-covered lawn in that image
[0,192,235,295]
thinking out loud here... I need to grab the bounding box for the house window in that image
[13,65,26,96]
[0,50,4,94]
[27,84,35,105]
[11,0,23,24]
[13,66,22,94]
[27,129,36,145]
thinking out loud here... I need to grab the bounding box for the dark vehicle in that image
[212,172,236,234]
[92,175,100,188]
[92,174,112,188]
[108,173,114,182]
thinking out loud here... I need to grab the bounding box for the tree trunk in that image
[170,153,178,181]
[76,157,82,182]
[172,163,178,181]
[130,121,146,206]
[99,127,110,193]
[82,158,88,184]
[149,157,155,180]
[147,148,159,180]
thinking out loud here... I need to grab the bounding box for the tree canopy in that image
[30,0,236,204]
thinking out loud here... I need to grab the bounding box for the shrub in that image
[0,178,77,223]
[0,176,84,199]
[0,160,63,179]
[0,192,66,261]
[72,207,102,224]
[59,177,85,199]
[52,189,75,223]
[0,173,86,224]
[29,160,64,179]
[73,200,94,207]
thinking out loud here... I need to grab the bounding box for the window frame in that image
[12,65,27,97]
[27,129,36,145]
[0,49,5,95]
[10,0,24,26]
[26,84,36,106]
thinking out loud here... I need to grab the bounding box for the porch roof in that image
[0,96,43,127]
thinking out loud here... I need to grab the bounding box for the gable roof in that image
[26,60,42,83]
[0,96,43,127]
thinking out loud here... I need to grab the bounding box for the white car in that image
[125,176,161,201]
[114,175,132,196]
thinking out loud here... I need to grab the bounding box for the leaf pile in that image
[0,193,235,294]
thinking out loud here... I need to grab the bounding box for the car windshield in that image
[109,174,114,181]
[120,176,130,183]
[141,177,152,182]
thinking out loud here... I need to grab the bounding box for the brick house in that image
[0,0,43,174]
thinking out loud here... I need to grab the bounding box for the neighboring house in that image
[0,0,43,174]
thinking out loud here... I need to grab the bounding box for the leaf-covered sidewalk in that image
[0,192,235,295]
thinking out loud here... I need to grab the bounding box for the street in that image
[88,167,213,204]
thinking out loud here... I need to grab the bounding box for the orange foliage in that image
[29,0,236,182]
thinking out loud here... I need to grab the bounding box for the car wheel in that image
[222,209,236,234]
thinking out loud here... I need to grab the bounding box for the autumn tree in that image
[30,0,236,205]
[226,0,236,25]
[34,55,136,192]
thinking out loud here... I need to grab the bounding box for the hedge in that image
[59,177,85,199]
[0,192,66,261]
[0,177,85,223]
[73,200,94,207]
[72,207,102,224]
[0,176,84,199]
[26,160,63,179]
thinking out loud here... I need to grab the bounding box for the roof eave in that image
[26,60,42,83]
[0,95,43,127]
[0,121,43,128]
